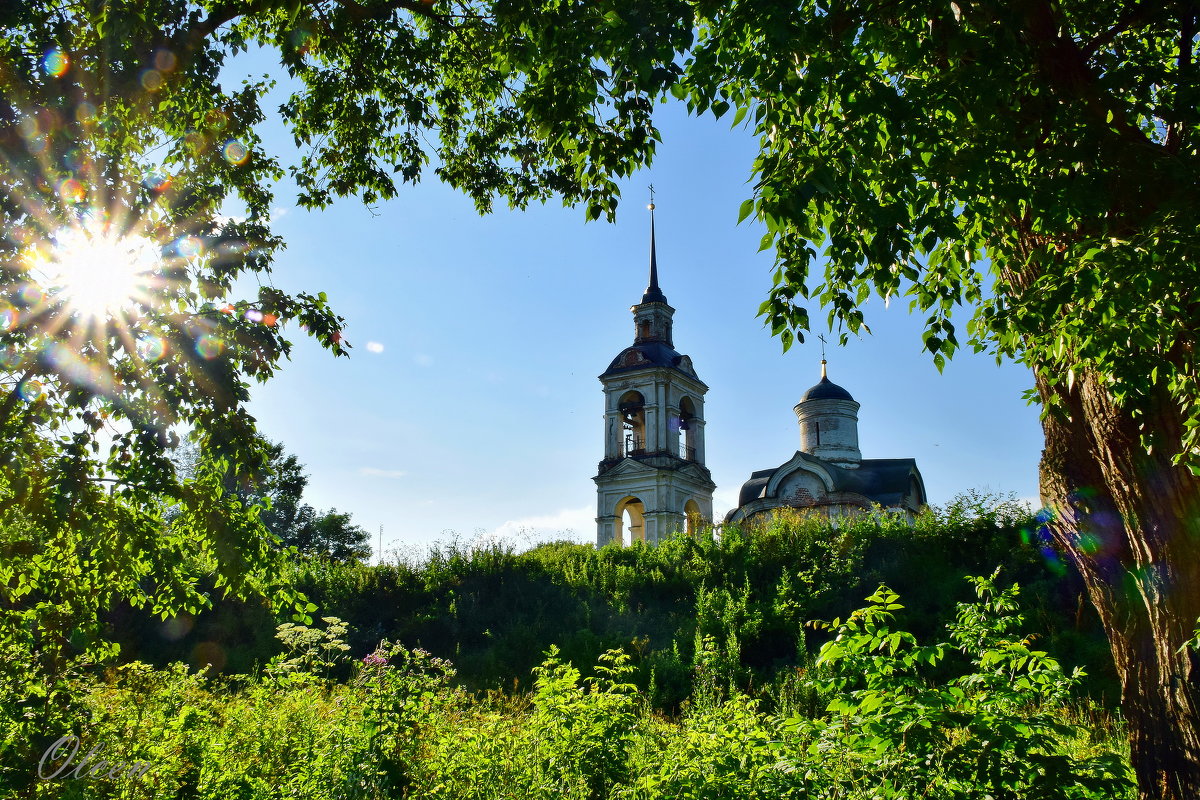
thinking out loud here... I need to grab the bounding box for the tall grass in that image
[17,581,1132,799]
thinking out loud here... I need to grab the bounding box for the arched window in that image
[678,396,697,461]
[615,496,646,545]
[618,390,646,456]
[684,499,702,535]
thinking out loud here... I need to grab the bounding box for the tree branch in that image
[1021,0,1157,148]
[331,0,448,26]
[1081,2,1160,60]
[1166,2,1197,154]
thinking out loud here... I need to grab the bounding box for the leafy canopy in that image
[679,1,1199,457]
[0,0,692,634]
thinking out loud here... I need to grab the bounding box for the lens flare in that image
[0,302,17,332]
[143,169,171,192]
[137,334,166,362]
[28,218,159,319]
[140,69,163,91]
[194,334,224,359]
[42,48,69,78]
[58,178,85,204]
[44,342,100,388]
[154,49,178,72]
[18,284,46,306]
[222,139,249,166]
[0,344,21,369]
[175,235,203,259]
[18,379,45,402]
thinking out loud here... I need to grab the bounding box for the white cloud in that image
[414,353,434,367]
[366,341,385,353]
[358,467,408,479]
[490,504,594,546]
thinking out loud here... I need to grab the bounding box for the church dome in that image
[602,342,696,378]
[801,376,854,402]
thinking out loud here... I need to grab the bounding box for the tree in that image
[234,441,372,561]
[668,2,1200,797]
[0,0,679,653]
[0,1,681,784]
[289,507,372,561]
[7,0,1191,795]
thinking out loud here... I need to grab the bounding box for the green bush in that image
[9,603,1131,800]
[102,492,1116,711]
[5,492,1131,799]
[791,576,1133,799]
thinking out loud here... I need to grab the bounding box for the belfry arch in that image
[615,496,646,545]
[678,395,698,461]
[618,390,647,457]
[684,499,702,535]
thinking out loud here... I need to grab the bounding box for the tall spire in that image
[641,186,668,304]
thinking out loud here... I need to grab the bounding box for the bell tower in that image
[593,200,715,546]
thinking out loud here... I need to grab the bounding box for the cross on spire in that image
[818,334,828,378]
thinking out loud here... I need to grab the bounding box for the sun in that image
[31,218,160,319]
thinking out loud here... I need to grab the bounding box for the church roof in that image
[601,341,697,379]
[735,451,923,508]
[736,469,777,507]
[801,376,855,402]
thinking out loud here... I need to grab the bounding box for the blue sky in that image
[231,58,1044,557]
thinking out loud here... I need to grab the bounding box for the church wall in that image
[595,460,715,545]
[779,470,828,506]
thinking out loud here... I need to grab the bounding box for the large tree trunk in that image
[1036,368,1200,799]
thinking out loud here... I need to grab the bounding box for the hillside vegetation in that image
[2,494,1135,798]
[113,493,1116,709]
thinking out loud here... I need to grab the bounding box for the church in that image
[594,206,926,545]
[723,360,927,525]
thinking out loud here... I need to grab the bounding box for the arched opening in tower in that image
[684,498,702,535]
[678,396,698,461]
[615,496,646,546]
[618,390,646,457]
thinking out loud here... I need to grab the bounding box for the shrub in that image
[790,576,1134,799]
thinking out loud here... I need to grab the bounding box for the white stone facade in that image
[594,366,715,545]
[725,364,926,525]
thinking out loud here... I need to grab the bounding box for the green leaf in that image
[738,198,755,224]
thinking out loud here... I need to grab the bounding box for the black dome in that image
[801,376,854,402]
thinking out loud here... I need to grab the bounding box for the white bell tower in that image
[593,201,715,546]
